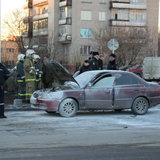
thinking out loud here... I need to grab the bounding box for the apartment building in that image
[1,41,20,65]
[23,0,159,65]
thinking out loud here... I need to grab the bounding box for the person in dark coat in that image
[90,51,100,70]
[79,60,91,74]
[107,53,117,70]
[0,63,10,118]
[98,54,104,70]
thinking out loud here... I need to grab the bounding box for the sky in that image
[0,0,26,39]
[1,0,26,20]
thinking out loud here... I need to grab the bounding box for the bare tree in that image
[2,9,26,53]
[93,27,148,67]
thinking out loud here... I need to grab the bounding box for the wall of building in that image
[1,41,20,66]
[23,0,160,68]
[147,0,159,56]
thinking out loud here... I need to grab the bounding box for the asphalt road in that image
[0,105,160,159]
[0,145,160,160]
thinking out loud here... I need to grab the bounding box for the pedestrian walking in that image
[16,54,26,99]
[0,63,10,118]
[24,49,36,102]
[107,53,117,70]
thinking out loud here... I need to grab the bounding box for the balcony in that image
[33,13,48,20]
[33,0,48,6]
[59,0,72,7]
[111,0,130,2]
[110,20,146,27]
[59,17,72,25]
[33,28,48,36]
[111,2,147,10]
[59,34,72,43]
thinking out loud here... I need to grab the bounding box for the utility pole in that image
[28,0,33,48]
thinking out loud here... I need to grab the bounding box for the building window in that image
[99,12,106,21]
[100,0,107,3]
[113,0,130,2]
[111,10,129,21]
[81,0,92,3]
[0,48,3,53]
[34,5,48,16]
[81,11,92,20]
[80,45,91,55]
[33,21,39,30]
[80,29,92,38]
[59,25,71,36]
[130,10,146,22]
[7,48,14,53]
[33,18,48,30]
[131,0,146,4]
[39,18,48,29]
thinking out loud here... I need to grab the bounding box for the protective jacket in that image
[24,58,36,81]
[16,60,25,81]
[16,60,25,98]
[24,58,36,100]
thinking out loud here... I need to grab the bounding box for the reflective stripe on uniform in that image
[17,80,25,82]
[25,93,33,96]
[36,79,41,82]
[18,93,26,96]
[25,79,36,82]
[0,103,4,105]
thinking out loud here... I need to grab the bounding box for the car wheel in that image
[59,98,78,117]
[131,97,149,115]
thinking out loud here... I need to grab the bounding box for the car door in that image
[84,76,115,109]
[113,73,145,109]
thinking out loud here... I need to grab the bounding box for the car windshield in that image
[75,72,97,88]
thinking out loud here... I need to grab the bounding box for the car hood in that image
[42,60,79,90]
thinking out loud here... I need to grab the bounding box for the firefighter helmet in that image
[17,54,26,61]
[34,54,40,60]
[26,49,36,57]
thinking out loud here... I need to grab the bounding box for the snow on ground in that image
[1,105,160,148]
[3,104,160,129]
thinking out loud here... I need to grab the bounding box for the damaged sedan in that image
[31,61,160,117]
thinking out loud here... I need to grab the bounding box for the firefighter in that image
[24,49,36,102]
[33,54,43,90]
[0,63,10,118]
[16,54,26,99]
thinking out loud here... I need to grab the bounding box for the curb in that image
[5,104,39,111]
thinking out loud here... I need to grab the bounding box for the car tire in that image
[131,97,149,115]
[59,98,78,117]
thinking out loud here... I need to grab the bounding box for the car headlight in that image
[33,92,39,98]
